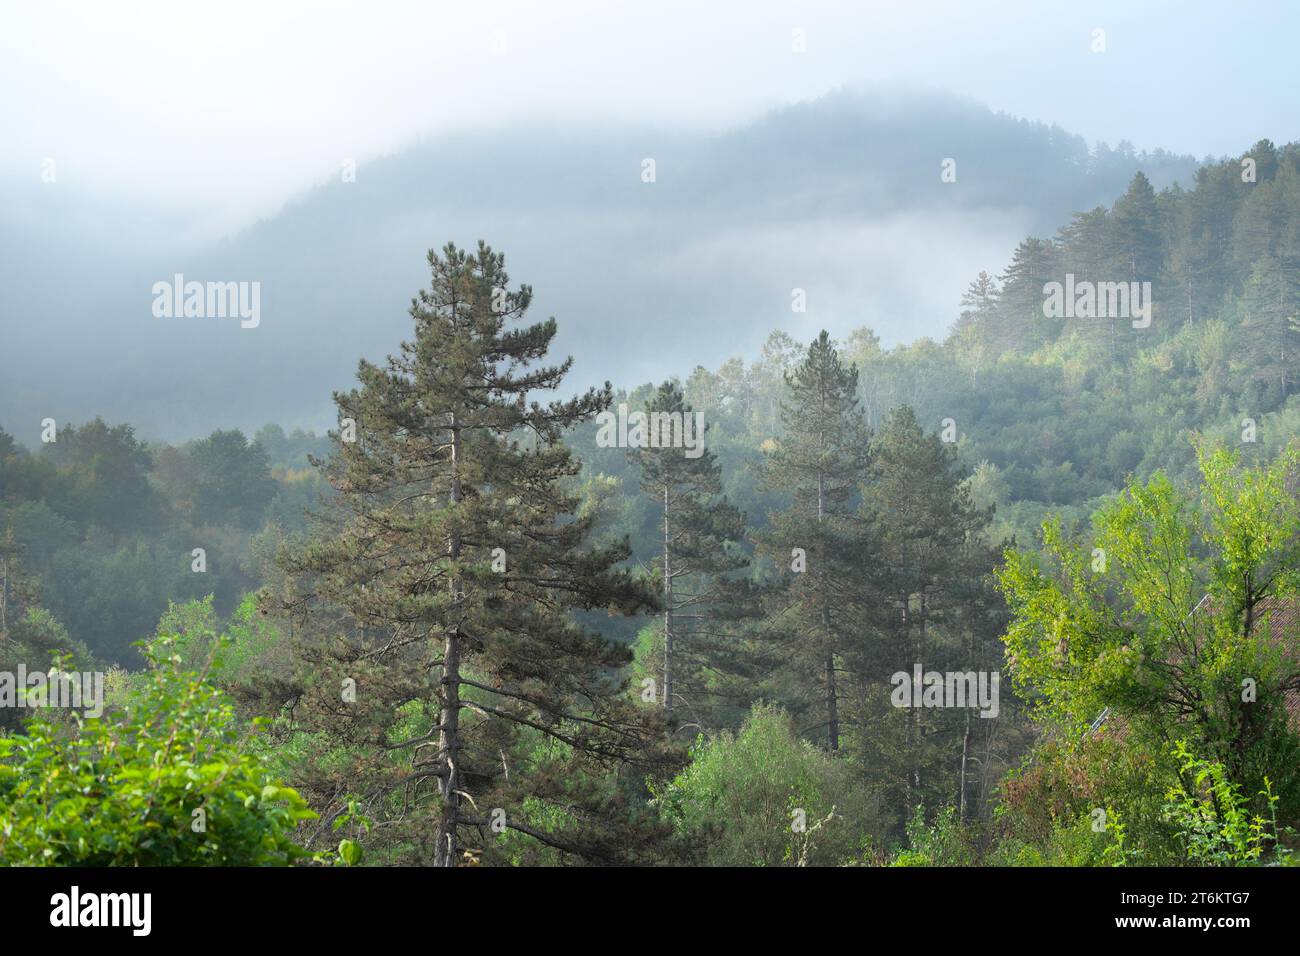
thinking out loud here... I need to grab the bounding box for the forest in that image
[3,139,1300,867]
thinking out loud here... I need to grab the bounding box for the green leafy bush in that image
[995,736,1177,865]
[0,636,315,865]
[1163,741,1290,866]
[653,704,884,866]
[890,806,976,866]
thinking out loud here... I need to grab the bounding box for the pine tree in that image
[953,271,1000,387]
[278,241,665,866]
[756,331,872,751]
[1240,252,1300,399]
[1055,207,1116,356]
[1103,172,1165,358]
[1110,171,1163,284]
[853,406,999,818]
[1177,163,1244,320]
[628,381,749,728]
[995,238,1057,353]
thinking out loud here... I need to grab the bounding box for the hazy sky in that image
[3,0,1298,227]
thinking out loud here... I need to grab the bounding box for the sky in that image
[2,0,1298,228]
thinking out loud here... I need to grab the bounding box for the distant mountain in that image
[0,88,1200,442]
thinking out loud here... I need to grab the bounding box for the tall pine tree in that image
[628,381,749,729]
[852,406,1000,821]
[278,242,666,866]
[756,331,872,751]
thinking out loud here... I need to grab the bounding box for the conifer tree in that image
[853,406,999,816]
[756,331,872,751]
[1110,171,1163,284]
[1178,162,1243,316]
[1240,252,1300,399]
[995,237,1057,352]
[278,241,665,866]
[1055,207,1118,356]
[953,271,1000,388]
[628,381,749,727]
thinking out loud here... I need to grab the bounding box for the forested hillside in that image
[0,89,1201,440]
[3,139,1299,866]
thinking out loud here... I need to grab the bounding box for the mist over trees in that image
[0,90,1201,441]
[3,136,1300,868]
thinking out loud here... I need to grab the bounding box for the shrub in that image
[1162,741,1291,866]
[0,635,315,865]
[653,704,884,866]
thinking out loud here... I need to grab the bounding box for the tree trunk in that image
[959,624,977,822]
[435,414,464,867]
[903,598,916,808]
[912,593,927,801]
[662,483,673,717]
[824,644,839,752]
[817,471,838,751]
[959,708,971,824]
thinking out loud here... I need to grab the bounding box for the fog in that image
[6,1,1296,440]
[1,88,1203,440]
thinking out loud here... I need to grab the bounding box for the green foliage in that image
[653,704,883,866]
[846,405,1009,829]
[628,379,752,727]
[985,810,1128,868]
[995,736,1176,865]
[0,637,315,865]
[274,242,669,867]
[891,806,979,866]
[185,430,277,530]
[0,421,283,665]
[996,446,1300,861]
[1162,741,1289,866]
[998,444,1300,808]
[6,141,1300,866]
[753,331,872,752]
